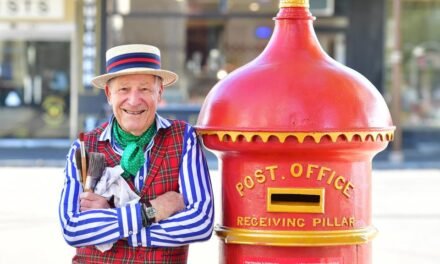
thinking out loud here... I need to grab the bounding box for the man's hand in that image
[149,191,185,222]
[80,192,110,212]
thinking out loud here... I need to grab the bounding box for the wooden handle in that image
[80,142,87,187]
[79,132,87,188]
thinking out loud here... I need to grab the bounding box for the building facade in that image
[0,0,439,156]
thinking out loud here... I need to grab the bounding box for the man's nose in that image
[127,90,141,105]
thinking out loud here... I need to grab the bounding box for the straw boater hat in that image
[91,44,178,89]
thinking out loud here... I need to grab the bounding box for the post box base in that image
[219,243,372,264]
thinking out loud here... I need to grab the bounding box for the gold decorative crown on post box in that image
[279,0,310,8]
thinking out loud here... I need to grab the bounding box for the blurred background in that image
[0,0,439,263]
[0,0,439,166]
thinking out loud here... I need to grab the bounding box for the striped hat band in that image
[91,44,178,89]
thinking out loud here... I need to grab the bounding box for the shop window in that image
[0,41,70,138]
[385,0,440,128]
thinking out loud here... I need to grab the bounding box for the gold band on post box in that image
[215,226,378,246]
[279,0,310,8]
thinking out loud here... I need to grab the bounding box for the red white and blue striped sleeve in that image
[145,124,214,247]
[58,140,145,247]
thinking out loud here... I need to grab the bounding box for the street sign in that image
[0,0,65,20]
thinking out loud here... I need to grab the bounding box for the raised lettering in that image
[260,217,267,227]
[349,217,355,227]
[237,216,309,228]
[287,218,296,227]
[342,182,354,198]
[341,217,348,227]
[255,169,266,183]
[334,217,341,227]
[325,218,334,227]
[334,176,346,190]
[297,218,305,227]
[306,164,319,178]
[272,218,281,226]
[236,163,355,200]
[243,175,255,189]
[237,216,243,226]
[251,217,258,226]
[236,182,244,197]
[317,166,332,181]
[326,171,336,184]
[312,218,321,227]
[265,165,278,181]
[290,163,303,178]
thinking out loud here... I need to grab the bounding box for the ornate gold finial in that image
[279,0,309,8]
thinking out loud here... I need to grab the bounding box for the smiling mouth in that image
[123,109,146,115]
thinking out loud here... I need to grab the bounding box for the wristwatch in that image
[143,201,157,226]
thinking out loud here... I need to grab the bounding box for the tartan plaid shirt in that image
[59,114,214,256]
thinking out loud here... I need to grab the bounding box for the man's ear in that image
[104,84,112,103]
[158,84,164,100]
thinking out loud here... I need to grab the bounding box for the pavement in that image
[0,167,439,264]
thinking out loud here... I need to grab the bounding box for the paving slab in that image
[0,168,438,263]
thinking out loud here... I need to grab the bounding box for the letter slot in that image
[267,188,325,213]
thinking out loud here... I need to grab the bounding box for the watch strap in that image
[142,201,156,227]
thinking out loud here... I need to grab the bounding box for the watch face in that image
[146,206,156,219]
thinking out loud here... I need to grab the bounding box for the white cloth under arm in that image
[94,165,140,252]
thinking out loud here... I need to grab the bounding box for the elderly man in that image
[59,44,214,263]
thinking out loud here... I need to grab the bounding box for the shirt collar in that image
[98,113,171,141]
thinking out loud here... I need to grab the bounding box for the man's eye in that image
[119,87,128,92]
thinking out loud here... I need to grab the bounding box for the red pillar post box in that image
[196,1,395,263]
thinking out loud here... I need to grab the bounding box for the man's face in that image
[105,74,163,136]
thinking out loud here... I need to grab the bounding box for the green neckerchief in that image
[112,120,157,179]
